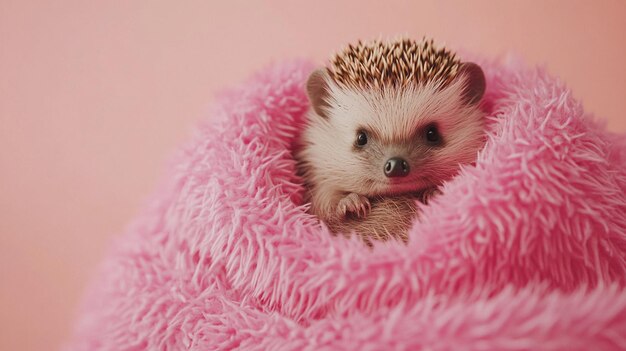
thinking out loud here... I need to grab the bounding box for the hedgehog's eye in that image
[356,130,368,147]
[425,124,440,144]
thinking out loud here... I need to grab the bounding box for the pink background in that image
[1,1,625,350]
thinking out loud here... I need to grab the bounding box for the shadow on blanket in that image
[65,55,626,350]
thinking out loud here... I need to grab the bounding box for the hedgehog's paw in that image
[419,187,442,204]
[337,193,371,218]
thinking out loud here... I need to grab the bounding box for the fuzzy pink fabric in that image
[65,56,626,350]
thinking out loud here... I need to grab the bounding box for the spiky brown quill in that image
[328,38,462,90]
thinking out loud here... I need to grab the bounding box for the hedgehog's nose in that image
[384,157,410,178]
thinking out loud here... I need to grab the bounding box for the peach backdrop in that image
[1,1,625,349]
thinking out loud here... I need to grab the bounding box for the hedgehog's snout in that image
[384,157,410,178]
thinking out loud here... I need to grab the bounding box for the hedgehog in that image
[296,38,486,243]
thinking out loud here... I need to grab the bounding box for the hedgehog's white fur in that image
[299,70,485,224]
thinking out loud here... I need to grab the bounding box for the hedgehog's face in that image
[304,63,486,197]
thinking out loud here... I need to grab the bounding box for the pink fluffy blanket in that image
[66,56,626,350]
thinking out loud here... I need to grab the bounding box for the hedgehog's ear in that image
[306,68,332,119]
[457,62,486,106]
